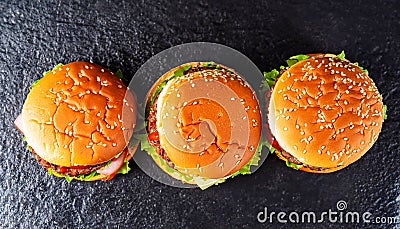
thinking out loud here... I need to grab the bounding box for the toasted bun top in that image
[21,62,136,166]
[147,62,261,179]
[269,54,384,169]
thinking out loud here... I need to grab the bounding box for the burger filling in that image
[270,137,330,171]
[31,147,107,176]
[147,94,175,168]
[20,139,132,181]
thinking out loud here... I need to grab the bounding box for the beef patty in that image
[30,147,108,176]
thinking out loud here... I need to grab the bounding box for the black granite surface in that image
[0,0,399,228]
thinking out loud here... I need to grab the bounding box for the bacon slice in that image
[14,114,24,134]
[97,148,127,176]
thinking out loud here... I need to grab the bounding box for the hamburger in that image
[140,62,266,189]
[14,62,137,181]
[264,52,386,173]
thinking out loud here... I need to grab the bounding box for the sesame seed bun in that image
[146,62,261,179]
[21,62,136,167]
[268,54,384,172]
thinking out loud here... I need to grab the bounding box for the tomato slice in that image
[148,131,159,141]
[70,165,90,169]
[57,165,90,173]
[58,167,68,173]
[272,138,282,151]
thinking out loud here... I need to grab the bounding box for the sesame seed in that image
[102,143,107,147]
[112,143,116,147]
[343,137,349,141]
[283,127,288,131]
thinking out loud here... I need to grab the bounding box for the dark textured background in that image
[0,0,399,228]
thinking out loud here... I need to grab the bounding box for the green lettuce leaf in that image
[263,69,279,88]
[336,50,369,74]
[285,160,302,170]
[337,51,368,74]
[353,62,369,74]
[116,159,131,174]
[383,104,387,120]
[47,168,100,182]
[286,54,310,67]
[266,143,303,170]
[273,150,304,170]
[202,62,215,68]
[261,54,310,90]
[337,50,346,60]
[115,69,127,81]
